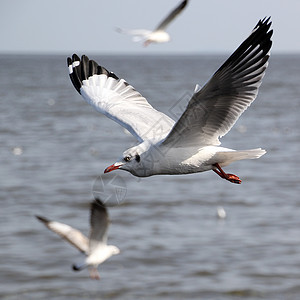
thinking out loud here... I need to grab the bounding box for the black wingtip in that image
[92,198,107,210]
[217,17,273,74]
[109,71,119,80]
[73,53,80,61]
[261,16,271,25]
[35,215,50,224]
[255,16,272,34]
[181,0,188,9]
[67,54,83,94]
[67,54,119,95]
[67,54,81,67]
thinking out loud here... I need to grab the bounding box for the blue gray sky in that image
[1,0,299,54]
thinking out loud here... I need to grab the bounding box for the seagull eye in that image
[124,156,131,162]
[135,154,140,162]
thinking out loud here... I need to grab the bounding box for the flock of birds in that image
[36,0,273,280]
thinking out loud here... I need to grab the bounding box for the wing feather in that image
[155,0,188,31]
[68,54,174,143]
[88,199,109,252]
[36,215,89,254]
[163,18,273,148]
[115,28,152,38]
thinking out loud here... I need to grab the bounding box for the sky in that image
[1,0,300,55]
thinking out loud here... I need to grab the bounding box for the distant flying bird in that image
[116,0,188,46]
[67,18,272,184]
[36,199,120,280]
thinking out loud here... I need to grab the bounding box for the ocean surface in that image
[1,53,299,300]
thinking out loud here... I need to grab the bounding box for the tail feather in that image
[217,148,266,167]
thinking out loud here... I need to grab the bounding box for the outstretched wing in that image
[68,54,175,143]
[163,18,273,148]
[88,199,110,252]
[115,27,152,41]
[155,0,188,31]
[36,215,89,254]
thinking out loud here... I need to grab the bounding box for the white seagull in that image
[67,18,273,184]
[36,199,120,280]
[116,0,188,47]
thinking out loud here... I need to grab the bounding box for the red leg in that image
[89,268,100,280]
[213,163,242,184]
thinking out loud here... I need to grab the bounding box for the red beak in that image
[104,163,121,173]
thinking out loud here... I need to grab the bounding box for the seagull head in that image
[109,245,120,256]
[104,143,154,177]
[104,145,143,175]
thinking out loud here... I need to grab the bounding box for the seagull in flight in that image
[67,18,273,184]
[36,199,120,280]
[116,0,188,47]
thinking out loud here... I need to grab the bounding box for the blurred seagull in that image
[67,18,273,184]
[36,199,120,280]
[116,0,188,46]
